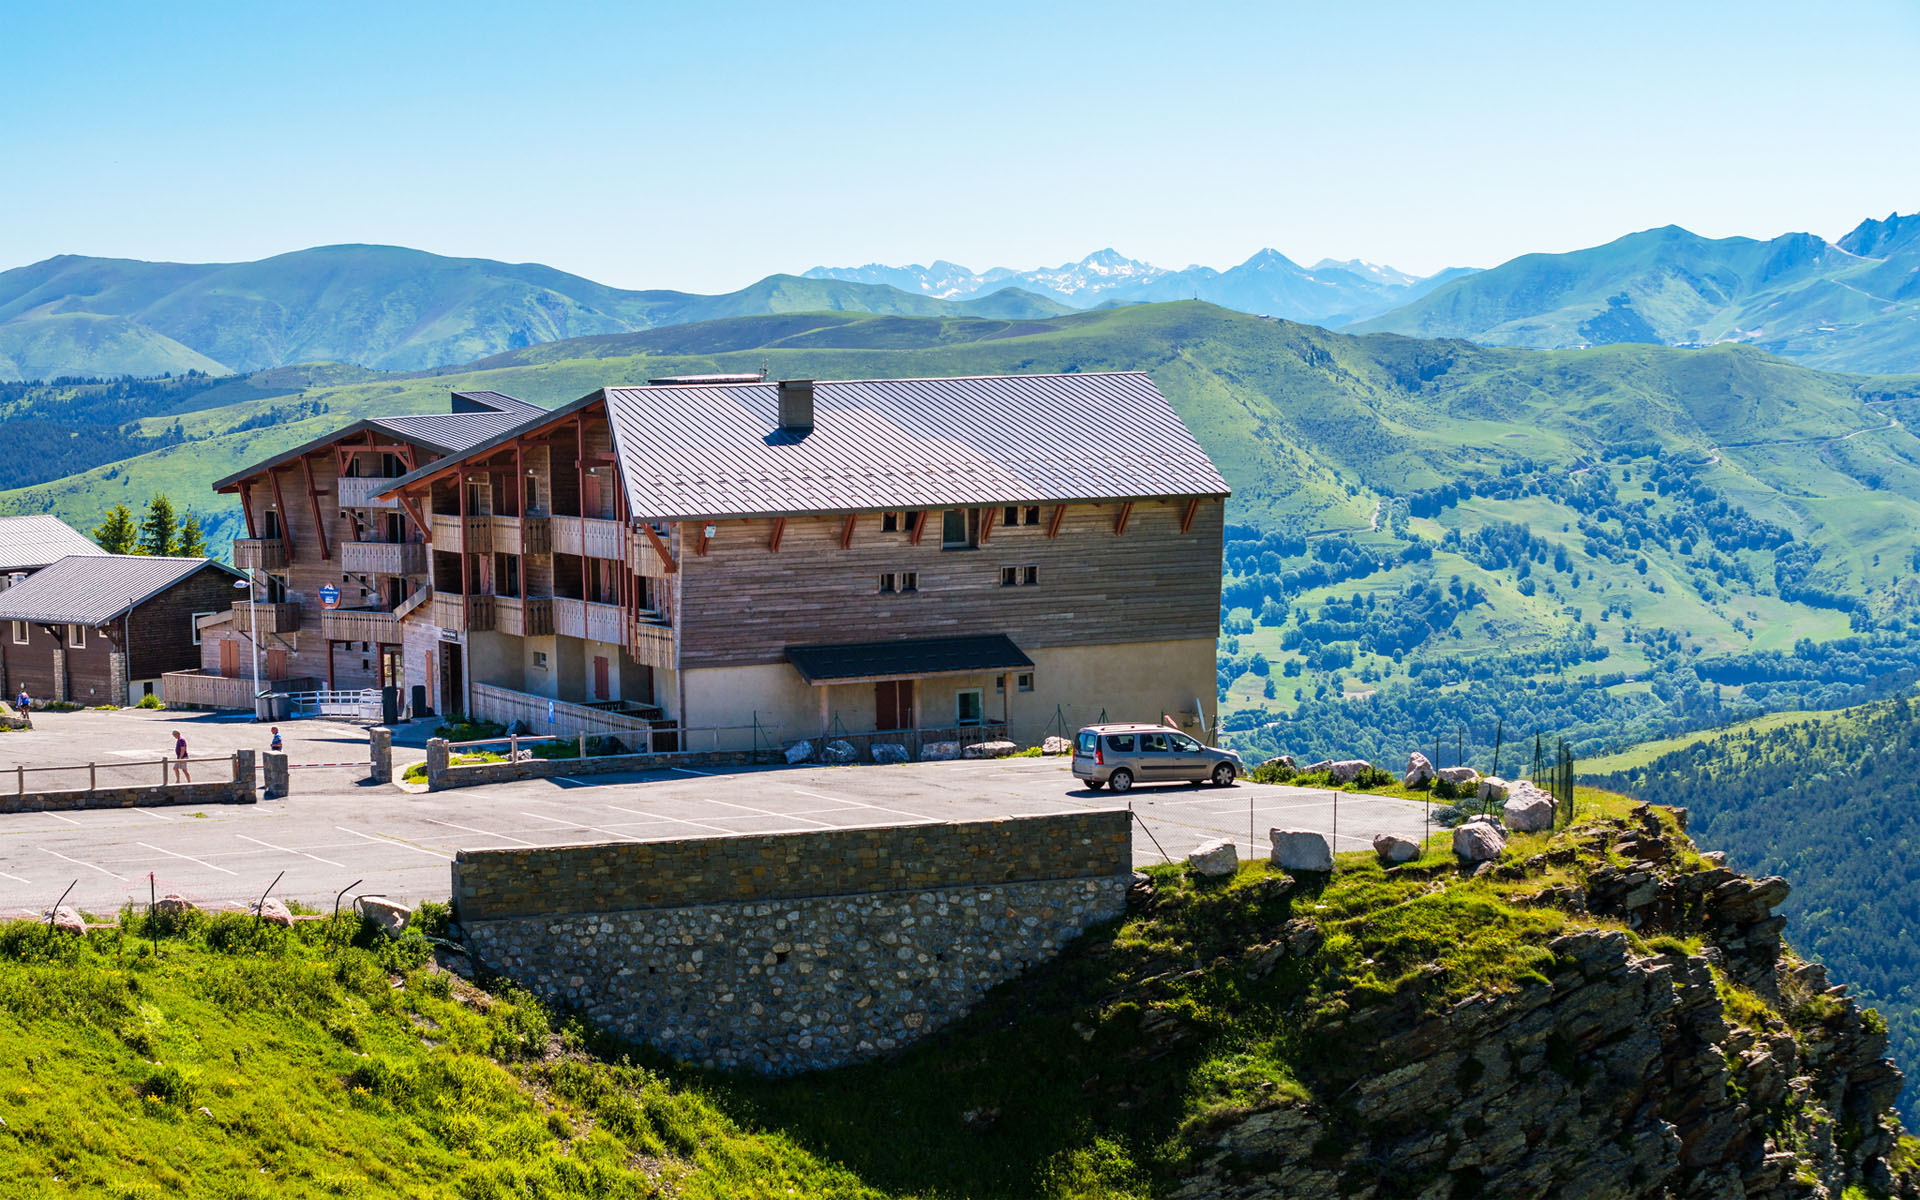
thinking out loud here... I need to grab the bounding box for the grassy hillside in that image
[0,246,1071,380]
[1593,692,1920,1119]
[6,302,1919,759]
[1354,217,1920,374]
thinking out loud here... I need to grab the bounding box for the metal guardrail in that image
[286,689,382,720]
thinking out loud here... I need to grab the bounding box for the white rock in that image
[784,739,814,765]
[1260,754,1297,772]
[355,896,409,935]
[1373,834,1420,864]
[1042,736,1072,756]
[920,741,960,761]
[153,893,196,919]
[1269,829,1334,873]
[1404,752,1435,788]
[48,905,85,935]
[821,740,858,764]
[1502,785,1556,833]
[1186,837,1239,877]
[253,897,294,927]
[1437,766,1481,785]
[961,740,1017,759]
[1452,820,1506,863]
[870,743,909,764]
[1477,776,1510,803]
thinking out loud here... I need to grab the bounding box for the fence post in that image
[368,727,393,785]
[89,762,96,791]
[160,757,167,786]
[17,764,23,798]
[234,750,256,802]
[577,733,587,762]
[425,738,449,791]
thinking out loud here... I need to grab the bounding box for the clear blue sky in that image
[4,0,1918,292]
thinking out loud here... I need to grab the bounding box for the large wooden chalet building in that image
[180,373,1228,750]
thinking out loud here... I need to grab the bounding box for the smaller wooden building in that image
[0,555,243,706]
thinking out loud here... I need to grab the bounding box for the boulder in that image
[1404,752,1435,788]
[153,893,197,919]
[49,906,85,935]
[1186,836,1240,878]
[1269,829,1334,873]
[921,741,961,761]
[1477,776,1510,803]
[1260,754,1297,772]
[253,897,293,927]
[1327,759,1372,784]
[870,742,910,764]
[783,739,814,765]
[1304,760,1333,774]
[1502,785,1556,833]
[1042,736,1072,756]
[355,896,410,935]
[1702,850,1728,868]
[1373,833,1420,864]
[504,719,529,736]
[821,740,857,764]
[961,740,1017,759]
[1437,766,1480,786]
[1452,820,1506,863]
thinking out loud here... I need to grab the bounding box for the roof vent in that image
[777,379,815,432]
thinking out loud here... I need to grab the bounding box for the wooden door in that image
[875,680,913,732]
[264,648,288,681]
[219,638,239,677]
[592,655,610,701]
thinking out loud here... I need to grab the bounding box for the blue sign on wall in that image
[547,699,556,725]
[318,582,340,609]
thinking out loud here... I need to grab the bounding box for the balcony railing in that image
[489,515,552,557]
[496,595,553,637]
[232,600,300,633]
[629,526,676,579]
[341,540,427,576]
[552,597,626,644]
[629,619,674,669]
[232,538,287,572]
[551,515,625,560]
[321,607,400,644]
[336,476,403,508]
[429,513,493,554]
[430,593,494,632]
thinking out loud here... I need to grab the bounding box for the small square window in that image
[996,675,1005,693]
[1018,672,1034,692]
[1024,506,1041,525]
[879,573,896,594]
[899,572,917,593]
[956,688,983,726]
[68,624,85,649]
[190,612,214,645]
[881,512,899,533]
[1021,565,1039,586]
[1000,566,1018,587]
[533,651,549,670]
[1003,506,1019,526]
[10,621,26,645]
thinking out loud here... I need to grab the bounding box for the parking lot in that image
[0,709,1436,917]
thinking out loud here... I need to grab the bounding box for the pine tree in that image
[176,512,208,559]
[92,503,139,554]
[138,494,178,557]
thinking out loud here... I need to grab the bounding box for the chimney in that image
[777,379,815,432]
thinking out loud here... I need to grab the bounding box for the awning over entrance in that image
[785,634,1034,685]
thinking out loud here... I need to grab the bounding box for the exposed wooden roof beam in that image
[641,522,678,574]
[1115,500,1134,536]
[840,512,857,550]
[1046,504,1066,539]
[1180,497,1200,534]
[769,516,786,553]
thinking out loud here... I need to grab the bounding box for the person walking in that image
[15,687,27,712]
[269,726,283,753]
[171,729,190,783]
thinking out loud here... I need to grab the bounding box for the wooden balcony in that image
[429,513,493,554]
[496,595,554,637]
[336,476,402,508]
[430,593,494,632]
[321,607,401,644]
[232,600,300,633]
[232,538,288,572]
[551,515,625,560]
[341,540,427,576]
[489,515,552,557]
[629,619,675,670]
[629,525,676,579]
[552,597,626,644]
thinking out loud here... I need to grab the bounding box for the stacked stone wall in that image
[455,811,1132,1073]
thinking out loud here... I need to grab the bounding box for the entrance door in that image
[592,655,611,702]
[264,648,288,681]
[875,680,913,732]
[439,642,463,717]
[219,638,239,677]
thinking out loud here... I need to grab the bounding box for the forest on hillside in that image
[1593,695,1920,1119]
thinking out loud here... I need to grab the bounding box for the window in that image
[1018,672,1034,692]
[495,553,521,598]
[190,612,214,645]
[1021,565,1039,586]
[942,508,979,550]
[1140,732,1170,753]
[262,509,280,539]
[68,624,85,649]
[1077,730,1098,755]
[956,688,984,726]
[533,651,549,670]
[1003,565,1038,587]
[1004,506,1020,527]
[1106,733,1136,752]
[1000,566,1018,587]
[9,621,25,645]
[879,573,896,594]
[899,571,917,593]
[881,512,899,533]
[1169,732,1201,751]
[1024,506,1041,525]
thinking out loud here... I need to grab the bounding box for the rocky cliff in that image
[1162,805,1911,1199]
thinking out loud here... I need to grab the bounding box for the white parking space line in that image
[43,812,82,827]
[670,766,718,777]
[39,847,127,880]
[237,833,346,869]
[790,789,942,823]
[679,796,836,827]
[604,804,739,836]
[0,870,31,884]
[418,817,538,847]
[138,841,239,877]
[336,827,453,860]
[519,812,637,842]
[130,808,173,822]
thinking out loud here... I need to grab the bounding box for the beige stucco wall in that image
[681,636,1218,749]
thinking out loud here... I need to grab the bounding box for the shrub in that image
[401,761,428,784]
[1249,761,1299,784]
[140,1061,199,1106]
[1350,765,1395,789]
[1432,805,1468,828]
[413,900,454,940]
[135,693,165,710]
[1433,777,1462,801]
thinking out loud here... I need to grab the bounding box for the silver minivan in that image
[1072,723,1243,792]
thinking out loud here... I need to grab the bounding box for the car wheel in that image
[1108,769,1133,794]
[1212,763,1236,787]
[1086,779,1105,790]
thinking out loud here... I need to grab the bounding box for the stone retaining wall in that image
[425,737,763,790]
[454,811,1132,1073]
[0,750,256,813]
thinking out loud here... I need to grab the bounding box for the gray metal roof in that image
[787,634,1033,684]
[452,390,548,419]
[212,391,544,491]
[603,371,1229,520]
[0,515,107,573]
[0,555,241,626]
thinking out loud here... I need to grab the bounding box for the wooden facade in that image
[0,566,239,706]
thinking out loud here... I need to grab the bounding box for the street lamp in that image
[233,572,261,720]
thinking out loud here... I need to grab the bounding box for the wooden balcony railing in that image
[232,538,288,572]
[551,515,625,560]
[496,595,554,637]
[551,597,626,644]
[336,476,403,508]
[429,513,493,554]
[430,593,494,632]
[341,540,427,576]
[321,607,400,644]
[489,515,552,557]
[231,600,300,633]
[629,619,675,669]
